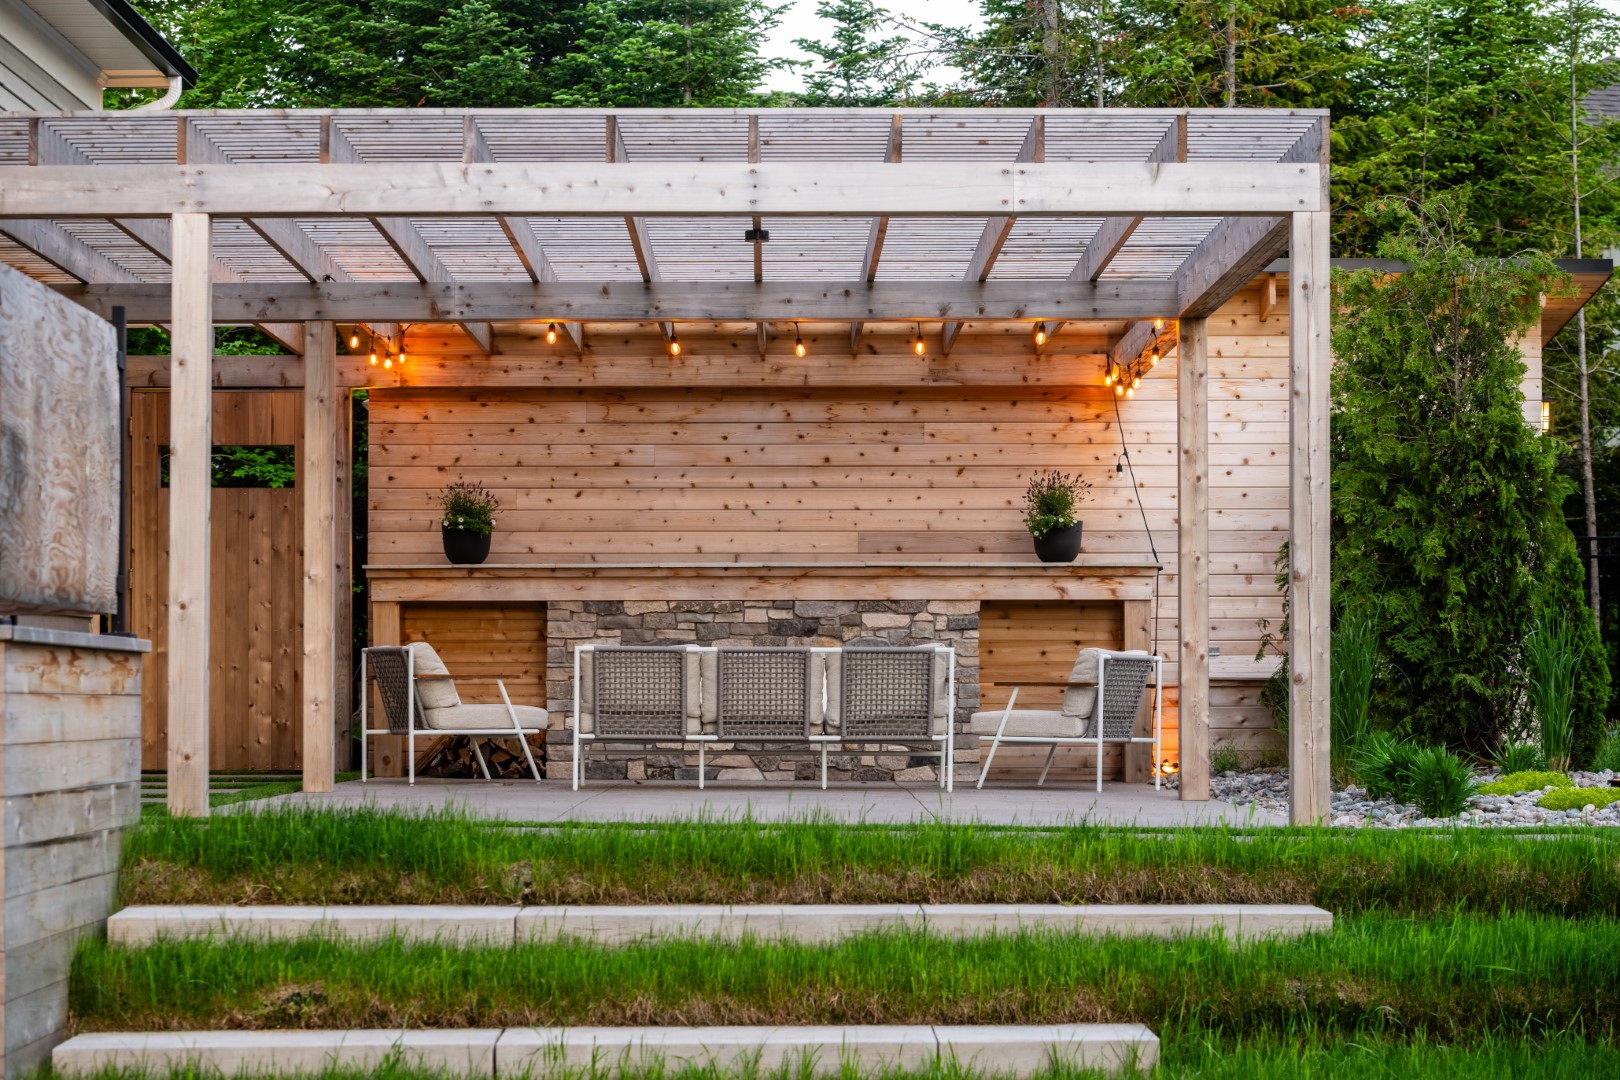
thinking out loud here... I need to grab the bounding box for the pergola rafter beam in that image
[851,114,903,354]
[941,117,1043,356]
[0,217,139,285]
[56,278,1186,325]
[325,120,492,355]
[608,115,674,342]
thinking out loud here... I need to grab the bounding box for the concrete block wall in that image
[0,625,146,1079]
[544,601,980,783]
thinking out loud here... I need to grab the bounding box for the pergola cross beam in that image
[608,116,674,343]
[851,114,903,354]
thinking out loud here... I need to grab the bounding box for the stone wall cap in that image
[0,625,152,653]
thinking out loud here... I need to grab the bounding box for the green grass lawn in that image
[68,808,1620,1079]
[120,804,1620,916]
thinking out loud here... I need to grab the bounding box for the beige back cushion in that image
[577,646,702,736]
[576,648,595,733]
[1060,648,1102,719]
[924,644,951,737]
[406,642,460,711]
[811,650,842,734]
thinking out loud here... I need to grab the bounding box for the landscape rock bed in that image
[1185,768,1620,827]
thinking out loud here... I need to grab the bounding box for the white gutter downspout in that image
[131,75,183,111]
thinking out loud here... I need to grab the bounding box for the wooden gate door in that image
[129,389,304,770]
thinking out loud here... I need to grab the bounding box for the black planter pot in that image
[1032,522,1083,563]
[442,526,492,565]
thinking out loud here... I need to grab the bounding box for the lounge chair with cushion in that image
[360,641,546,784]
[971,647,1161,791]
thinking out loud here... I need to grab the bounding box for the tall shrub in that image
[1332,205,1610,759]
[1525,610,1581,772]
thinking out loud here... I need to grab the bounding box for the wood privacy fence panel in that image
[130,390,304,771]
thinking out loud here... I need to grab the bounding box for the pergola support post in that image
[302,321,338,793]
[1177,317,1210,801]
[166,213,212,817]
[1288,210,1333,824]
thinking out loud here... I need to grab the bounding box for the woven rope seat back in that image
[593,647,688,739]
[840,648,933,740]
[715,648,812,739]
[366,647,415,735]
[1085,656,1155,740]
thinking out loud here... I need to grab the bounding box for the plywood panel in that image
[129,390,303,771]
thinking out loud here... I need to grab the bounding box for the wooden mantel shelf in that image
[364,557,1161,603]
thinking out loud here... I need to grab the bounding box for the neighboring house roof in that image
[1,0,194,111]
[1585,81,1620,120]
[1264,258,1613,346]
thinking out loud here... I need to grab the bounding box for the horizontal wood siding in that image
[400,602,546,711]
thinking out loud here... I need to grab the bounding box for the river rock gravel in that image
[1172,767,1620,827]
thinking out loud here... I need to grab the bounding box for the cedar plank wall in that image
[130,390,304,770]
[400,602,547,710]
[367,279,1300,769]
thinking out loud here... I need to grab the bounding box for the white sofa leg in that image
[821,743,828,789]
[469,738,491,780]
[1038,744,1057,787]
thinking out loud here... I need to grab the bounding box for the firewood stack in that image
[415,735,546,779]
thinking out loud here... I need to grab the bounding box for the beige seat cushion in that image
[406,642,460,711]
[423,703,549,732]
[970,709,1084,739]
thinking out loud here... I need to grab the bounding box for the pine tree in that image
[793,1,912,106]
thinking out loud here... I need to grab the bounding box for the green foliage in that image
[1526,610,1583,770]
[1494,741,1546,774]
[439,481,499,537]
[1354,733,1422,802]
[1330,617,1375,772]
[1405,746,1479,817]
[1592,726,1620,773]
[1331,203,1606,756]
[1020,469,1090,540]
[1210,741,1245,774]
[217,445,296,489]
[1477,770,1572,795]
[1536,785,1620,810]
[792,0,916,105]
[123,325,284,356]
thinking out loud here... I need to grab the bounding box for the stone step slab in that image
[108,903,1330,946]
[54,1025,1159,1077]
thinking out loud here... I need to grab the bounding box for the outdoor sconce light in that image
[912,323,926,356]
[1541,401,1552,433]
[546,322,559,345]
[668,332,682,357]
[1033,322,1048,347]
[794,323,806,358]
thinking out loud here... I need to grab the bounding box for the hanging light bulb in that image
[1152,318,1165,332]
[1033,322,1047,347]
[794,323,806,358]
[383,355,393,370]
[668,332,682,357]
[1149,347,1161,367]
[397,351,407,367]
[913,323,926,357]
[546,322,559,345]
[1125,385,1135,399]
[1131,373,1141,390]
[1103,365,1114,386]
[349,331,360,350]
[369,352,379,366]
[1114,381,1125,397]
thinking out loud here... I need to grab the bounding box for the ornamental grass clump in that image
[1476,771,1571,796]
[1330,617,1376,774]
[1354,733,1420,802]
[1020,469,1090,539]
[439,480,499,536]
[1525,610,1582,772]
[1592,726,1620,773]
[1493,741,1545,775]
[1405,745,1477,818]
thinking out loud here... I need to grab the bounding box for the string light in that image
[1033,322,1047,347]
[1152,318,1165,332]
[913,323,926,357]
[1149,347,1160,367]
[667,332,682,357]
[1131,374,1141,390]
[1114,382,1125,397]
[397,352,407,367]
[383,355,393,370]
[369,352,379,366]
[348,331,360,350]
[546,322,559,345]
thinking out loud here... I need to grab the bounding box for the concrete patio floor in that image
[255,779,1283,827]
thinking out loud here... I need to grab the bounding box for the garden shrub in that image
[1405,745,1477,818]
[1355,733,1420,802]
[1331,206,1609,759]
[1525,610,1581,771]
[1591,726,1620,773]
[1493,741,1545,774]
[1476,770,1572,796]
[1330,617,1376,772]
[1536,786,1620,811]
[1210,741,1245,774]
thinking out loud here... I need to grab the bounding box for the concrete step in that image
[54,1024,1159,1077]
[108,902,1330,946]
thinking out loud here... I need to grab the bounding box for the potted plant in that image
[439,480,499,565]
[1022,469,1091,563]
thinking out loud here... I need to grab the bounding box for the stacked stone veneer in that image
[544,600,980,783]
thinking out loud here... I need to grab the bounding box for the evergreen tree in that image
[1332,203,1610,761]
[793,1,913,106]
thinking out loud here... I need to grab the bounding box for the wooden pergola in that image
[0,107,1333,823]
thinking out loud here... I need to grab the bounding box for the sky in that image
[759,0,986,93]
